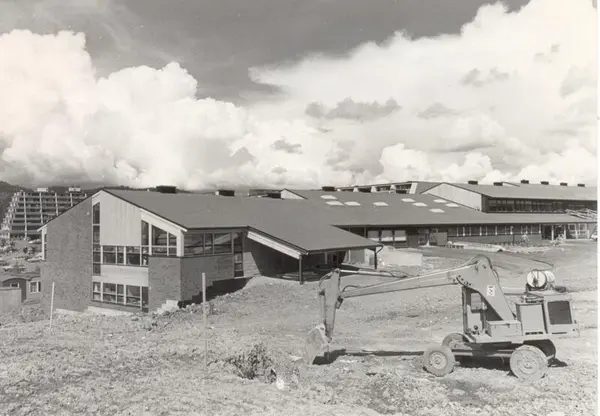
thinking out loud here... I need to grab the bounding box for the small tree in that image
[23,247,28,255]
[0,238,6,247]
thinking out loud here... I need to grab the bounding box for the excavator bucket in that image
[304,269,343,364]
[304,324,329,364]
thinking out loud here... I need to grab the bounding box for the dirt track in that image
[0,241,597,416]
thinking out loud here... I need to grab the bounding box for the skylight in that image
[345,201,361,206]
[320,195,337,200]
[430,208,445,213]
[413,202,427,207]
[373,201,389,207]
[326,200,344,206]
[401,198,415,203]
[446,203,459,207]
[434,199,447,203]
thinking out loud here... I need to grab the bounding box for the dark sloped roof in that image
[434,182,597,201]
[105,190,380,253]
[283,190,593,226]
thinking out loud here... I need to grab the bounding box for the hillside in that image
[0,242,597,416]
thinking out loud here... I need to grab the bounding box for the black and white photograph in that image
[0,0,597,415]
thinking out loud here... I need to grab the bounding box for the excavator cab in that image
[305,255,578,381]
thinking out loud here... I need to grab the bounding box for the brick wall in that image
[181,254,234,302]
[40,199,93,313]
[148,256,181,311]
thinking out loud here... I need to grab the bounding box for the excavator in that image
[305,254,578,381]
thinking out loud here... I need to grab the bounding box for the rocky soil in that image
[0,242,597,416]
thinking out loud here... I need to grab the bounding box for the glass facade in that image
[487,198,596,213]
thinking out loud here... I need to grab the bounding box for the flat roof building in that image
[424,181,597,214]
[37,183,596,315]
[0,187,88,240]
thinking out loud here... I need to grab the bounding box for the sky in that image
[0,0,597,190]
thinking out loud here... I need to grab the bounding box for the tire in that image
[442,333,471,365]
[528,340,556,362]
[423,345,455,377]
[509,345,548,381]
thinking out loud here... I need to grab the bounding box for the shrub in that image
[225,342,276,382]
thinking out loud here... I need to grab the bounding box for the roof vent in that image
[540,181,549,185]
[321,186,336,192]
[577,183,585,187]
[401,198,415,203]
[344,201,361,206]
[446,203,459,208]
[468,180,478,185]
[430,208,445,213]
[520,179,529,184]
[434,199,447,203]
[373,201,389,207]
[413,202,427,207]
[493,182,503,186]
[156,185,178,194]
[326,200,344,206]
[560,182,568,186]
[215,189,235,197]
[320,195,338,200]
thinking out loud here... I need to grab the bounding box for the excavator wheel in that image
[442,333,471,365]
[423,345,455,377]
[509,345,548,381]
[527,340,556,361]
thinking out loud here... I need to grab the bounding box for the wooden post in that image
[551,225,555,241]
[374,249,378,270]
[49,281,55,332]
[202,272,208,372]
[299,255,304,285]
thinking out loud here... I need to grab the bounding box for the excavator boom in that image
[305,254,515,364]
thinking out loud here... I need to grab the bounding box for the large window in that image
[213,233,232,254]
[183,231,241,256]
[92,202,101,275]
[29,281,41,293]
[92,281,148,309]
[98,221,178,267]
[150,225,177,256]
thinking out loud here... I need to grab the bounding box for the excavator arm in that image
[305,254,516,364]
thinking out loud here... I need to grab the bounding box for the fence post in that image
[202,272,208,372]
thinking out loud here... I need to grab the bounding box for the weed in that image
[225,343,276,383]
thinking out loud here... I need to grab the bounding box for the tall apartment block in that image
[0,187,89,240]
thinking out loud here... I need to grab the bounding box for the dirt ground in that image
[0,241,597,416]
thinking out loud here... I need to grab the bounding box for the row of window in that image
[94,245,179,266]
[347,225,553,240]
[92,281,149,309]
[6,281,40,293]
[487,199,597,213]
[184,231,243,256]
[448,225,541,237]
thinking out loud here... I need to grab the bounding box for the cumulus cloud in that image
[305,97,400,121]
[251,0,597,185]
[0,0,597,190]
